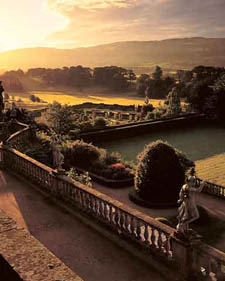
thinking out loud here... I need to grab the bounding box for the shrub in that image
[145,112,155,120]
[141,104,154,114]
[134,140,186,205]
[67,168,92,187]
[93,117,108,129]
[104,152,122,165]
[101,166,133,180]
[62,140,106,169]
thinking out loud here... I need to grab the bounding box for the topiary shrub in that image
[132,140,187,207]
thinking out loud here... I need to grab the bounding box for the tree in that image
[43,102,74,135]
[152,65,162,80]
[209,74,225,122]
[187,79,214,113]
[136,74,150,96]
[165,87,181,115]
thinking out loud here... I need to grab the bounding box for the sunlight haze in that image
[1,0,225,52]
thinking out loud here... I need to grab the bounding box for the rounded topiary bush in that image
[132,140,186,207]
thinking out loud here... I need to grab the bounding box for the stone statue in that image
[51,135,64,171]
[176,168,205,238]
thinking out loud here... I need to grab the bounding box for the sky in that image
[0,0,225,52]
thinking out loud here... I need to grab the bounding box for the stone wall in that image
[80,113,205,143]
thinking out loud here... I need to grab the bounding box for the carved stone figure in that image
[176,168,205,237]
[51,135,64,170]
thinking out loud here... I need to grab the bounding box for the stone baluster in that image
[99,201,104,218]
[144,224,149,244]
[130,216,135,235]
[164,235,171,258]
[120,212,125,229]
[123,213,129,232]
[157,230,163,251]
[136,219,141,240]
[108,205,113,223]
[114,208,119,226]
[104,202,108,220]
[150,228,156,248]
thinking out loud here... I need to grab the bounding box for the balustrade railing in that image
[196,177,225,199]
[192,242,225,280]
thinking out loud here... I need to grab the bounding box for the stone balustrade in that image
[192,242,225,280]
[196,178,225,199]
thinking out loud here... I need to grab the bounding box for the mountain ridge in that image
[1,37,225,71]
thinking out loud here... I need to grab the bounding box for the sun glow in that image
[0,0,68,52]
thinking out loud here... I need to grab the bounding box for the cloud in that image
[44,0,225,48]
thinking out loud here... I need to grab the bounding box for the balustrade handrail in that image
[196,177,225,199]
[6,126,31,144]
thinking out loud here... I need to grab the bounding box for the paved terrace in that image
[0,170,164,281]
[196,153,225,187]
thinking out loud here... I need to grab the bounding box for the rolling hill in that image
[1,37,225,72]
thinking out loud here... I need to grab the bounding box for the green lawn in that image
[98,124,225,162]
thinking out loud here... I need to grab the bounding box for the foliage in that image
[43,102,74,135]
[165,88,181,115]
[141,104,154,115]
[93,117,108,129]
[152,65,163,80]
[210,73,225,122]
[67,168,92,187]
[104,152,122,165]
[62,140,106,169]
[93,66,135,91]
[135,140,186,204]
[136,67,175,99]
[100,164,133,180]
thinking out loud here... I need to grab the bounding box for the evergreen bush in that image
[134,140,187,206]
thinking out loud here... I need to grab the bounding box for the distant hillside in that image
[1,37,225,71]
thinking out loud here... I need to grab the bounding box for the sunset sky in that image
[1,0,225,52]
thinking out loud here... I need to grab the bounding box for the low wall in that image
[80,114,205,143]
[0,209,83,281]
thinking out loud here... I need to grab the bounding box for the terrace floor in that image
[195,153,225,187]
[0,170,164,281]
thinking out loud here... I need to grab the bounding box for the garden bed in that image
[74,166,134,188]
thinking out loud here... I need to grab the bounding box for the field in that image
[30,91,163,107]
